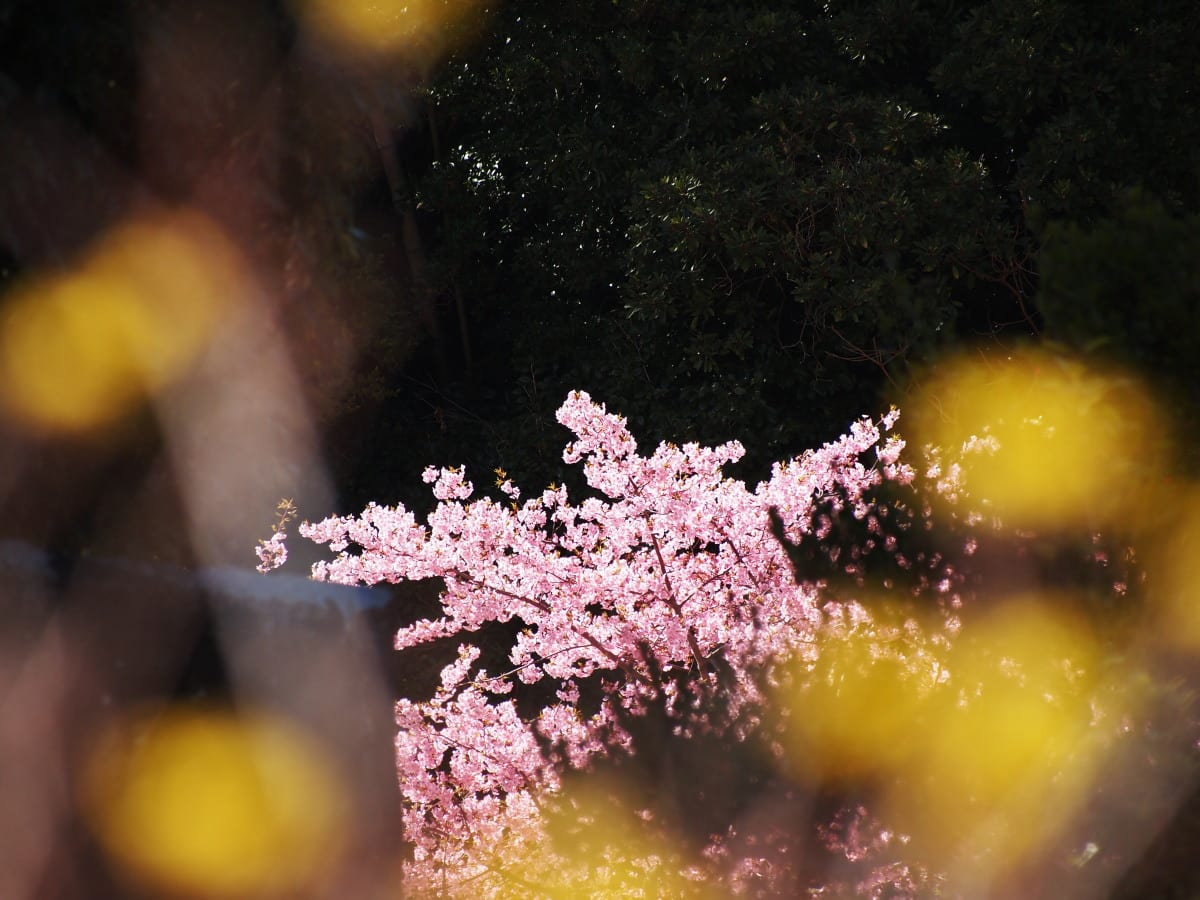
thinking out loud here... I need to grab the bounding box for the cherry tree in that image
[259,384,1155,897]
[259,390,967,895]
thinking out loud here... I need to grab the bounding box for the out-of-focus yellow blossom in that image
[80,707,348,898]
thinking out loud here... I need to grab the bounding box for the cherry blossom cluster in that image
[283,391,939,894]
[255,498,298,574]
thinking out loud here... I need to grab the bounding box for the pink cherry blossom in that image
[287,391,954,894]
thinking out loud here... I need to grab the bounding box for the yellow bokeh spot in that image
[474,776,716,899]
[1149,484,1200,650]
[912,349,1167,530]
[541,777,717,900]
[885,600,1102,873]
[80,707,349,898]
[0,212,243,432]
[775,633,933,784]
[296,0,482,58]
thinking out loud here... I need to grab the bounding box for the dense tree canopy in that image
[3,0,1197,509]
[377,0,1200,499]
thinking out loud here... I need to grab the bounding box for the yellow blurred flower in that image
[80,707,348,898]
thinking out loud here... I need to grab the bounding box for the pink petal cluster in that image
[254,529,288,574]
[294,392,924,892]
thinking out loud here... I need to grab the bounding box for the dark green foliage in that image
[406,0,1200,496]
[933,0,1200,220]
[1039,192,1200,461]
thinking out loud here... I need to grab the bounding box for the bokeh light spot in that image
[0,212,244,433]
[885,600,1103,873]
[535,776,717,899]
[774,629,933,784]
[1149,484,1200,650]
[80,707,349,898]
[912,349,1167,530]
[295,0,483,59]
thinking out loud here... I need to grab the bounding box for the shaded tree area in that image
[3,0,1198,516]
[391,0,1200,497]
